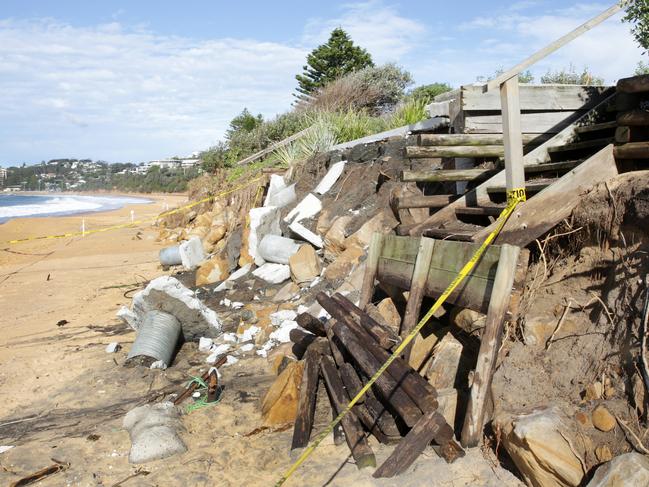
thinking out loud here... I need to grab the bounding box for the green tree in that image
[295,28,373,99]
[636,60,649,75]
[624,0,649,52]
[226,108,263,141]
[408,83,453,103]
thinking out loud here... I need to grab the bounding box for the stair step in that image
[405,145,504,159]
[486,180,555,195]
[396,195,456,209]
[573,120,617,134]
[455,206,505,217]
[523,160,581,174]
[401,168,497,183]
[417,133,547,146]
[547,137,613,154]
[423,228,476,241]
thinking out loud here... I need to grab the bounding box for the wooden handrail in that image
[483,2,623,92]
[235,127,311,166]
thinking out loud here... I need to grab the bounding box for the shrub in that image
[540,64,604,85]
[407,82,453,103]
[389,97,429,128]
[303,63,413,115]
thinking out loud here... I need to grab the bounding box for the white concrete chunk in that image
[258,234,302,264]
[289,221,323,248]
[269,320,300,343]
[248,207,282,266]
[263,174,287,207]
[284,193,322,224]
[270,309,298,326]
[214,264,252,292]
[314,161,346,195]
[198,337,213,352]
[178,236,206,270]
[267,184,296,209]
[252,263,290,284]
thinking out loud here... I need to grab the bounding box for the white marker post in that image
[81,218,86,237]
[130,210,135,223]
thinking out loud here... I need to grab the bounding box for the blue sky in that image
[0,1,644,166]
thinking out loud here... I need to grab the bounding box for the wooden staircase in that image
[396,88,620,247]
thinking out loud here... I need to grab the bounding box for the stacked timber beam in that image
[615,74,649,164]
[289,292,464,478]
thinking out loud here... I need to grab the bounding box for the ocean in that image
[0,194,151,224]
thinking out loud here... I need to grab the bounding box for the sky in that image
[0,1,644,166]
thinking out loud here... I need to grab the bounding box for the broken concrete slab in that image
[264,174,288,207]
[124,276,221,340]
[284,193,322,224]
[248,206,282,266]
[179,236,207,270]
[314,160,346,195]
[273,281,300,302]
[214,264,252,292]
[289,220,324,248]
[123,402,187,464]
[258,234,302,265]
[252,263,291,284]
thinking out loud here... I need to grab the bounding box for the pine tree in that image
[295,28,373,99]
[624,0,649,53]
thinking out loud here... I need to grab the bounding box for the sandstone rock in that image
[267,343,298,374]
[248,206,281,266]
[575,411,592,428]
[324,244,364,281]
[324,216,352,260]
[315,209,334,236]
[273,281,300,303]
[195,255,229,287]
[436,388,458,429]
[585,382,604,401]
[591,405,616,432]
[425,333,464,390]
[587,452,649,486]
[408,325,448,373]
[261,361,304,426]
[289,244,321,284]
[450,307,486,334]
[376,298,401,333]
[494,407,585,487]
[594,445,612,463]
[344,210,399,249]
[205,225,227,246]
[238,225,254,267]
[523,315,579,346]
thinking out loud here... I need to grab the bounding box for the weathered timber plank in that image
[473,144,618,247]
[486,180,552,194]
[402,168,498,182]
[501,75,526,194]
[397,195,455,209]
[331,321,423,427]
[320,355,376,469]
[406,92,616,236]
[618,74,649,94]
[291,347,321,452]
[462,110,582,134]
[373,410,459,478]
[574,120,617,134]
[461,244,520,447]
[546,137,613,154]
[417,133,546,146]
[618,110,649,126]
[455,206,505,217]
[401,237,436,342]
[462,84,610,111]
[406,145,504,158]
[423,228,477,241]
[378,235,502,314]
[359,232,383,310]
[331,293,400,348]
[614,142,649,159]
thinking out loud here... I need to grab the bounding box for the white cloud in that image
[0,19,306,163]
[302,0,426,62]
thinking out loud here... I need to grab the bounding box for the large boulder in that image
[494,407,585,487]
[261,361,304,426]
[587,452,649,486]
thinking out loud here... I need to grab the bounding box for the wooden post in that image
[331,293,399,348]
[359,232,384,309]
[291,347,321,452]
[461,244,521,447]
[501,76,525,194]
[320,355,377,469]
[401,237,436,364]
[296,313,326,336]
[373,410,460,478]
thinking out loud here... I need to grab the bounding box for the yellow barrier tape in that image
[275,188,527,486]
[2,175,266,245]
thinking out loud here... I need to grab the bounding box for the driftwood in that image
[173,356,227,405]
[320,355,377,469]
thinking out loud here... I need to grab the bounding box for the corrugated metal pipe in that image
[159,245,182,266]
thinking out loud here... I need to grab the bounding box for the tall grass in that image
[389,97,429,128]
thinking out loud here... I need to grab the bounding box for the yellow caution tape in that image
[275,188,527,486]
[2,175,266,245]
